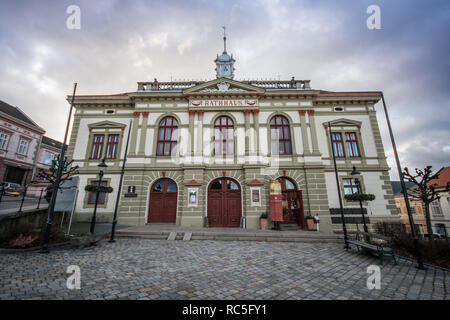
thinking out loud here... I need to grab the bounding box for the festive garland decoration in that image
[344,193,376,202]
[85,185,114,193]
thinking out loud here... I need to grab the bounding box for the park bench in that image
[347,231,398,265]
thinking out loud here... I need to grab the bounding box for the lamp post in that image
[351,166,368,233]
[90,158,107,234]
[328,121,349,249]
[380,93,425,270]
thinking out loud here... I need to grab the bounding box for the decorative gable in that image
[183,78,265,95]
[88,121,126,129]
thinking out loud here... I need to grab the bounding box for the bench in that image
[347,231,398,265]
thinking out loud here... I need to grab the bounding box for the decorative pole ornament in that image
[222,25,227,53]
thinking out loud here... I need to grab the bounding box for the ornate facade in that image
[67,44,399,233]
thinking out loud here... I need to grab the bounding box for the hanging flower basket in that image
[84,185,114,193]
[344,193,375,202]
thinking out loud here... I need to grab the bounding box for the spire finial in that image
[222,25,227,53]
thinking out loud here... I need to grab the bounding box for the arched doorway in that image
[207,177,242,227]
[276,177,305,228]
[148,178,178,223]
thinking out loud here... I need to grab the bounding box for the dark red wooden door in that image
[148,178,177,223]
[277,177,304,227]
[208,178,241,227]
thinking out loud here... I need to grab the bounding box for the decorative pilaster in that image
[196,110,204,156]
[137,112,149,156]
[307,110,320,154]
[299,110,311,155]
[252,109,260,157]
[188,110,195,157]
[128,112,141,156]
[243,109,251,157]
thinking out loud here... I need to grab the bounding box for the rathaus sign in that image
[189,99,259,107]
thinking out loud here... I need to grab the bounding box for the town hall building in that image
[66,34,399,234]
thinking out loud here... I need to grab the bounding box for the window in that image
[18,139,29,155]
[345,132,360,157]
[167,181,177,192]
[435,224,447,237]
[343,178,359,195]
[90,135,104,159]
[331,133,345,157]
[156,117,178,156]
[211,180,222,189]
[214,116,234,156]
[227,180,239,190]
[44,153,53,165]
[414,224,424,235]
[410,206,417,214]
[270,115,292,155]
[106,134,119,159]
[88,181,107,204]
[0,132,9,150]
[153,181,163,192]
[431,200,443,216]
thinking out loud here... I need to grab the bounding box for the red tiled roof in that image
[427,166,450,188]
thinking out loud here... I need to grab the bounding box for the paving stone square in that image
[0,238,448,300]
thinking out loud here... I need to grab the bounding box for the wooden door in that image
[148,178,177,223]
[208,178,241,227]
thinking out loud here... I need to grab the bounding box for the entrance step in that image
[167,232,177,241]
[280,224,302,231]
[116,227,342,243]
[183,232,192,241]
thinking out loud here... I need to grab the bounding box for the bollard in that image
[18,185,28,212]
[37,188,44,209]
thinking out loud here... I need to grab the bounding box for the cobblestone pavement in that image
[0,239,448,300]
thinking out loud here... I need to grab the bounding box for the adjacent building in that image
[0,100,45,187]
[0,99,63,193]
[428,166,450,237]
[28,136,64,196]
[66,38,399,233]
[391,181,428,235]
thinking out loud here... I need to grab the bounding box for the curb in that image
[0,234,108,254]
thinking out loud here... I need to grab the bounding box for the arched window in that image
[156,117,178,156]
[270,115,292,155]
[214,116,234,155]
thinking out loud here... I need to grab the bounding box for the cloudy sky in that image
[0,0,449,178]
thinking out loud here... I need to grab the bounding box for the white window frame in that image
[431,200,443,216]
[0,132,9,150]
[18,139,29,155]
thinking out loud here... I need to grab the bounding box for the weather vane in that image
[222,26,227,53]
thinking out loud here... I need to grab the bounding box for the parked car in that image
[423,233,446,240]
[0,181,24,197]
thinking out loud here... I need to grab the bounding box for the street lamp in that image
[90,158,108,234]
[351,166,368,233]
